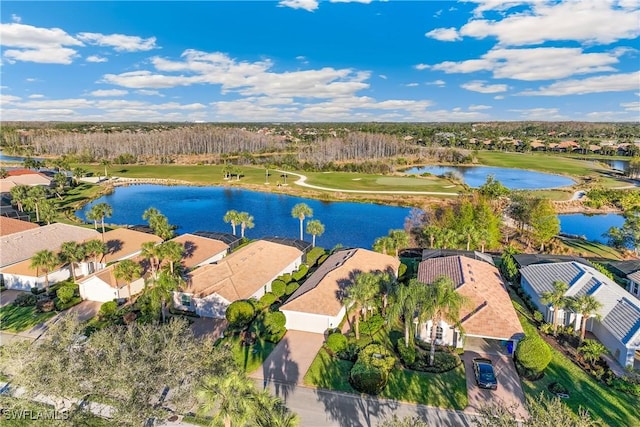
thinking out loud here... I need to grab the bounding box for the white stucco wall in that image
[196,250,227,267]
[282,306,346,334]
[2,268,70,291]
[79,276,119,302]
[418,319,460,347]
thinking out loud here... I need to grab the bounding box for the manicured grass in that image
[302,171,464,193]
[0,305,56,333]
[304,346,468,409]
[476,152,601,176]
[560,237,625,260]
[511,293,639,427]
[223,335,277,374]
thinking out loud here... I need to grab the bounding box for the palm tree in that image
[570,295,602,343]
[342,273,378,340]
[143,207,174,240]
[377,272,395,317]
[305,219,325,247]
[72,167,87,186]
[291,203,313,240]
[59,241,85,282]
[541,280,570,336]
[30,250,58,292]
[38,199,57,225]
[101,159,111,179]
[578,339,607,365]
[421,276,469,366]
[89,202,112,240]
[9,185,29,213]
[84,239,107,273]
[197,371,257,427]
[158,240,184,276]
[254,390,300,427]
[388,280,425,346]
[113,259,143,302]
[238,211,254,238]
[435,228,458,249]
[86,207,99,230]
[422,225,440,248]
[144,271,181,322]
[223,210,241,235]
[373,236,394,256]
[141,241,161,279]
[25,185,47,222]
[388,229,409,257]
[465,225,481,251]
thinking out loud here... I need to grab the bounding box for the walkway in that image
[276,170,460,196]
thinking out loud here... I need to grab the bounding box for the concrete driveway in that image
[63,300,102,322]
[190,317,227,340]
[0,290,28,307]
[462,351,528,420]
[250,330,325,389]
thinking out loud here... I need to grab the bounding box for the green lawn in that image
[0,305,56,333]
[303,345,468,409]
[301,171,464,193]
[510,293,639,427]
[560,237,625,260]
[476,152,601,176]
[223,335,277,374]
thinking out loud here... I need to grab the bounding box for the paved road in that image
[277,170,460,196]
[255,379,474,427]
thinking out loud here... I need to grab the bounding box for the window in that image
[630,282,639,296]
[430,326,444,341]
[181,294,191,307]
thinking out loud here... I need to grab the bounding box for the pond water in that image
[558,213,626,244]
[590,159,629,172]
[76,185,413,249]
[0,151,43,163]
[404,165,575,190]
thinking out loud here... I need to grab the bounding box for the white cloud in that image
[414,63,429,70]
[467,1,537,17]
[431,47,626,81]
[25,78,40,82]
[11,14,21,23]
[426,80,446,87]
[468,104,492,110]
[278,0,319,12]
[621,101,640,111]
[329,0,372,3]
[86,55,108,63]
[520,71,640,96]
[90,89,129,97]
[406,83,419,87]
[102,49,371,99]
[76,32,157,52]
[0,94,21,105]
[461,80,508,93]
[0,23,83,64]
[425,27,461,42]
[509,107,567,120]
[28,94,44,99]
[136,89,164,97]
[460,1,640,46]
[583,110,632,121]
[494,95,505,100]
[378,74,387,79]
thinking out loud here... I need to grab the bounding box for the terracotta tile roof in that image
[92,228,163,264]
[281,249,400,317]
[0,223,100,268]
[186,240,302,301]
[171,233,230,269]
[0,257,65,277]
[418,256,524,341]
[6,169,41,176]
[0,216,39,236]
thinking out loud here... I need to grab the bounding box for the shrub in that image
[540,323,554,335]
[396,340,416,366]
[99,301,118,319]
[259,292,277,308]
[360,314,384,336]
[270,280,287,298]
[578,339,607,364]
[398,263,407,279]
[279,274,292,284]
[358,344,396,372]
[411,351,461,373]
[337,343,360,362]
[225,300,256,329]
[548,382,569,395]
[30,287,46,295]
[350,362,387,395]
[515,336,552,376]
[306,247,326,266]
[13,293,37,307]
[293,265,308,281]
[263,311,286,332]
[609,377,640,396]
[285,282,300,296]
[54,296,82,311]
[326,332,348,354]
[56,285,75,304]
[36,299,55,313]
[317,254,329,265]
[533,311,544,323]
[123,311,137,324]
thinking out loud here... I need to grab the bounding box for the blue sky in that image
[1,0,639,122]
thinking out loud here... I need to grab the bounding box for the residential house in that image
[281,248,400,334]
[0,223,99,290]
[608,260,640,299]
[78,258,149,302]
[520,261,640,367]
[172,240,303,318]
[627,271,640,300]
[170,233,230,270]
[0,169,52,193]
[0,216,39,237]
[417,256,525,355]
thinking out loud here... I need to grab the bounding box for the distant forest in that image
[1,121,639,173]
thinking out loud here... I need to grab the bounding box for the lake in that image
[76,185,413,249]
[558,213,626,244]
[404,165,575,189]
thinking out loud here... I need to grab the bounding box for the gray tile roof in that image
[601,298,640,345]
[521,261,640,349]
[418,256,464,287]
[628,270,640,284]
[609,260,640,277]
